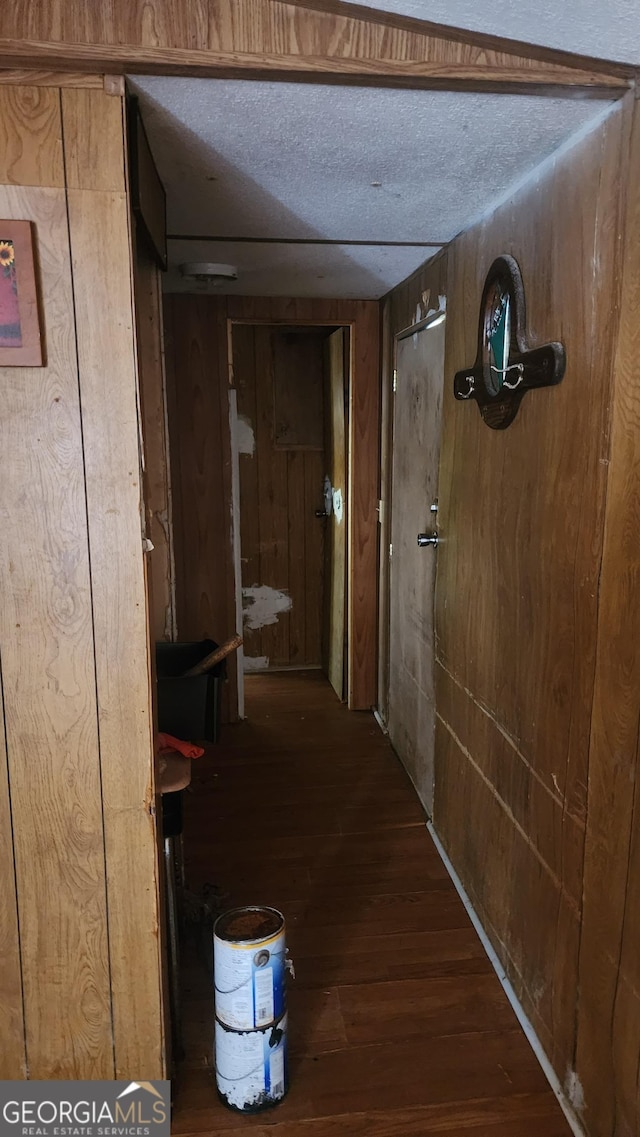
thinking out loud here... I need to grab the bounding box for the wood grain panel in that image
[164,294,238,719]
[274,331,324,449]
[0,85,63,186]
[575,93,640,1137]
[0,0,628,93]
[281,0,635,77]
[0,69,104,87]
[384,96,630,1133]
[234,324,260,598]
[255,325,290,665]
[134,234,174,643]
[61,86,124,191]
[348,300,379,709]
[287,449,307,664]
[0,660,26,1077]
[0,182,113,1077]
[62,87,164,1078]
[435,103,626,1090]
[304,449,325,663]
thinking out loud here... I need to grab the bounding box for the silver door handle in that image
[417,533,439,547]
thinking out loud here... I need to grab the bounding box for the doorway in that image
[230,322,350,701]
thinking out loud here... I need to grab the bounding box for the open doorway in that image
[229,322,350,702]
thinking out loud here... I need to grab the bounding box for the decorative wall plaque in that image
[453,255,565,429]
[0,220,43,366]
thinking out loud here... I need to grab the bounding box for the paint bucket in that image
[214,906,286,1031]
[214,1012,288,1112]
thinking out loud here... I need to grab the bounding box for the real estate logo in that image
[0,1081,170,1137]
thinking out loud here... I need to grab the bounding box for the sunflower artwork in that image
[0,220,43,366]
[0,239,22,347]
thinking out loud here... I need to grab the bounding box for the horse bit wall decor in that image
[453,255,566,429]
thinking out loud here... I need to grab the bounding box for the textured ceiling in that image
[350,0,640,64]
[130,77,617,298]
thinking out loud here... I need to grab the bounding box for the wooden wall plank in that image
[0,85,63,186]
[234,324,260,602]
[304,448,325,666]
[288,450,307,665]
[0,180,113,1078]
[166,294,227,639]
[214,297,239,718]
[0,659,25,1077]
[62,86,124,192]
[348,300,379,709]
[62,87,165,1079]
[254,325,291,666]
[575,94,640,1137]
[164,294,238,719]
[0,69,104,87]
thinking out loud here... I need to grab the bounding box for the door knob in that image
[315,509,329,519]
[417,533,439,547]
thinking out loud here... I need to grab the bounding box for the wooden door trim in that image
[0,45,625,97]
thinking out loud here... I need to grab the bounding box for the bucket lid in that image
[214,906,284,944]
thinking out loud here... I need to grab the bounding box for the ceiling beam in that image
[280,0,637,80]
[0,41,629,97]
[167,235,447,246]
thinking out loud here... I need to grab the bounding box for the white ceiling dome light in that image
[179,262,238,288]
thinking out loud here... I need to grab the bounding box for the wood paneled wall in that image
[0,79,165,1079]
[384,93,639,1137]
[164,295,379,712]
[163,294,238,721]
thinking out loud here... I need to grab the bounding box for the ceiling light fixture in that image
[179,261,238,287]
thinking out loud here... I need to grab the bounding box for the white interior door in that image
[388,315,445,813]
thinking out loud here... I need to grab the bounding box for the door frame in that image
[226,298,379,710]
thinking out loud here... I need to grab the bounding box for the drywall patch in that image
[237,415,255,455]
[332,487,344,524]
[244,655,269,672]
[243,585,292,630]
[564,1070,585,1114]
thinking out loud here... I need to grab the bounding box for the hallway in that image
[173,672,572,1136]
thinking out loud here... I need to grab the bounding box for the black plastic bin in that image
[156,639,225,744]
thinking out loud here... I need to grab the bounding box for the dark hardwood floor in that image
[173,671,572,1136]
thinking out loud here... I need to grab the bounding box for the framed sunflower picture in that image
[0,220,44,366]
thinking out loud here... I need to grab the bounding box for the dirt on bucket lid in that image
[215,906,284,943]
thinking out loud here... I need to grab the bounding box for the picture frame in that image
[0,220,44,367]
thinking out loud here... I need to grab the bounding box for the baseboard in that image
[426,821,586,1137]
